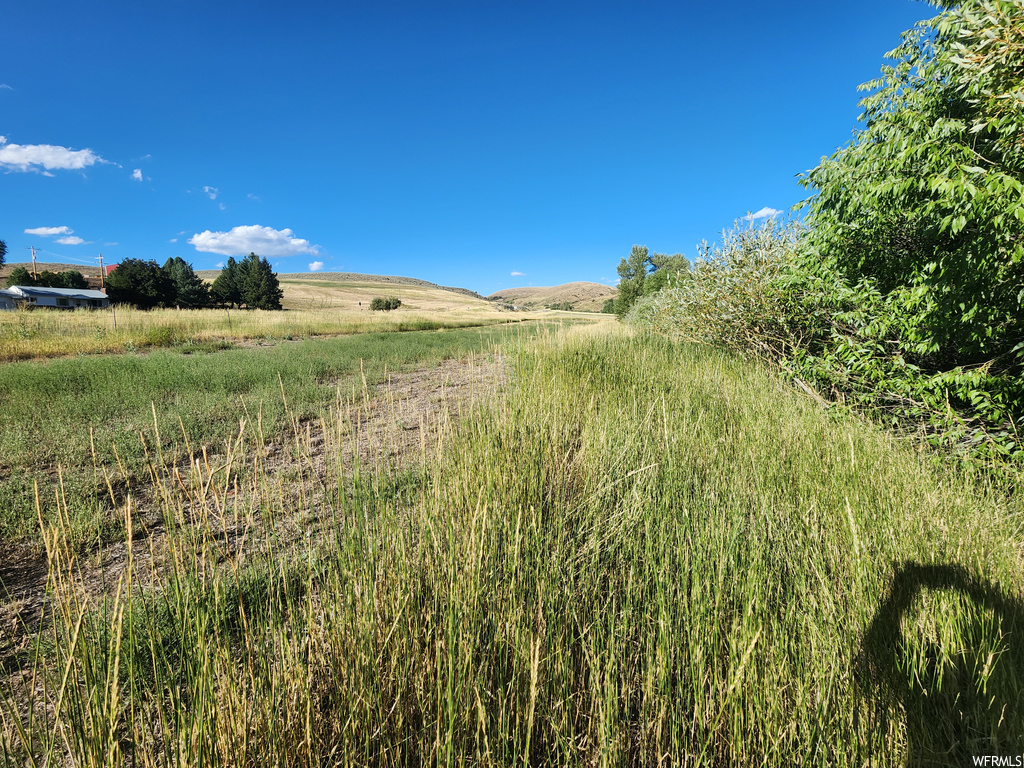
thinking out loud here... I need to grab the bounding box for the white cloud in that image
[743,207,782,222]
[169,238,178,243]
[104,242,118,246]
[0,84,12,90]
[25,226,73,236]
[218,202,226,211]
[56,236,85,245]
[308,261,325,272]
[215,261,224,269]
[203,185,218,200]
[131,168,143,181]
[510,271,524,277]
[247,193,261,202]
[0,136,104,173]
[189,225,320,257]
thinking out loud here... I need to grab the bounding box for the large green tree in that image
[614,246,689,317]
[236,253,283,310]
[614,246,650,317]
[210,257,241,307]
[31,270,88,289]
[162,257,210,308]
[642,253,689,296]
[105,259,174,309]
[0,238,6,268]
[5,267,33,288]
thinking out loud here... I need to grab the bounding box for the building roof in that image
[7,285,109,300]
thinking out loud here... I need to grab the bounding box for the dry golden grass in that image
[0,272,552,361]
[488,281,617,311]
[274,276,490,311]
[0,306,531,362]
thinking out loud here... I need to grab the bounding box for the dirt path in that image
[0,354,506,675]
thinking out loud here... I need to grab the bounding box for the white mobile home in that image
[0,289,17,311]
[5,285,110,309]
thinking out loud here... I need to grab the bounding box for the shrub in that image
[627,216,1023,463]
[626,217,805,363]
[370,297,401,311]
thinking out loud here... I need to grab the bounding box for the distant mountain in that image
[488,282,617,312]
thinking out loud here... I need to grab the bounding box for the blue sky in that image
[1,0,932,295]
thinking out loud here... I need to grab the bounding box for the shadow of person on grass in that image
[856,563,1024,766]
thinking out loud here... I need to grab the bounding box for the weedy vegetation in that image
[3,2,1023,763]
[2,323,1021,765]
[0,305,515,363]
[0,323,546,549]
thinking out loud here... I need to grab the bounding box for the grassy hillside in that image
[272,274,489,311]
[0,262,106,290]
[0,262,105,281]
[5,323,1020,764]
[488,281,616,312]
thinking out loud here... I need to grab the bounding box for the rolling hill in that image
[201,271,495,312]
[487,282,617,312]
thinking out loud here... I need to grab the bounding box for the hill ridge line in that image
[202,270,487,301]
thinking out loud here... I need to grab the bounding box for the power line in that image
[30,249,104,268]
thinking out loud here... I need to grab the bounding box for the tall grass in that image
[3,324,1022,765]
[0,305,515,362]
[0,323,543,549]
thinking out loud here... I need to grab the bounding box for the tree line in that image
[107,253,282,310]
[6,267,89,290]
[3,251,283,311]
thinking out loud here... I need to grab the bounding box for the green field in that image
[2,323,1021,764]
[0,323,544,548]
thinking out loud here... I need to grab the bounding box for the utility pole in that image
[26,246,38,279]
[97,254,105,290]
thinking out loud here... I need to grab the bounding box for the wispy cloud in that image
[169,238,178,243]
[510,271,524,277]
[215,261,224,269]
[247,193,261,202]
[56,236,86,245]
[189,225,320,257]
[218,202,226,211]
[743,207,782,222]
[131,168,143,182]
[0,84,12,91]
[308,261,325,272]
[0,136,104,173]
[25,226,73,236]
[202,185,218,200]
